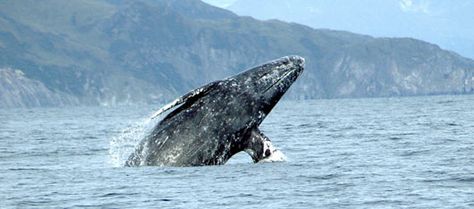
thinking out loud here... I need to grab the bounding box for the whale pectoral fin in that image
[150,81,220,119]
[244,128,274,163]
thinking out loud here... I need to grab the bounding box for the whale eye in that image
[265,149,271,157]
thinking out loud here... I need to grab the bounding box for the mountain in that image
[225,0,474,59]
[0,68,79,107]
[0,0,473,108]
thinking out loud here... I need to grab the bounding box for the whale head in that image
[222,55,304,163]
[227,55,305,124]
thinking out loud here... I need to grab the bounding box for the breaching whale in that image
[126,56,304,166]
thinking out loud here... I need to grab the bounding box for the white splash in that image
[108,117,157,167]
[260,149,287,163]
[261,140,287,163]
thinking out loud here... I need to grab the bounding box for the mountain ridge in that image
[225,0,474,59]
[0,0,473,108]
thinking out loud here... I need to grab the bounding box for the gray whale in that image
[126,56,304,166]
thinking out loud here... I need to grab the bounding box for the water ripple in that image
[1,95,473,208]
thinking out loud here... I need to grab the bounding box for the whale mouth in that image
[263,69,293,93]
[262,57,304,94]
[263,67,302,94]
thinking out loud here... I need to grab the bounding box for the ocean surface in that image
[1,95,473,208]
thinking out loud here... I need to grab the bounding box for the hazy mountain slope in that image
[0,68,79,107]
[226,0,474,59]
[0,0,473,108]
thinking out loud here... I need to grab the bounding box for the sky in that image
[202,0,237,8]
[202,0,474,59]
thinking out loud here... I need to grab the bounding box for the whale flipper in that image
[244,128,276,162]
[150,81,219,119]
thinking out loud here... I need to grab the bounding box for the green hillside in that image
[0,0,473,107]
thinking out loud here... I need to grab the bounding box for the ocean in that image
[1,95,473,208]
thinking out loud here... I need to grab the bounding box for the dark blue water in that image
[1,95,473,208]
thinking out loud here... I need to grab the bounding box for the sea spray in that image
[108,117,158,167]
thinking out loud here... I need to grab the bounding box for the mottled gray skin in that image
[126,56,304,166]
